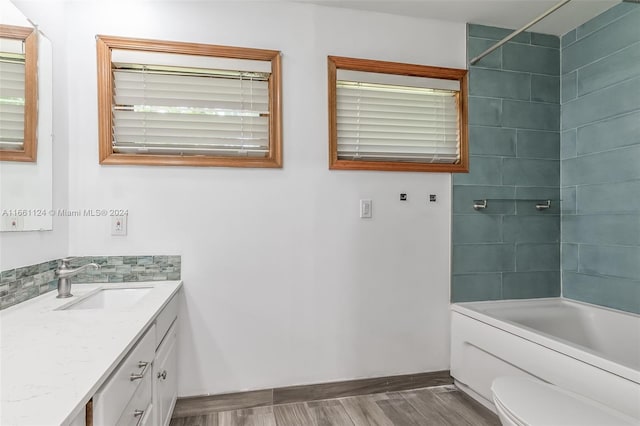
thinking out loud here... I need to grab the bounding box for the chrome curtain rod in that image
[469,0,572,65]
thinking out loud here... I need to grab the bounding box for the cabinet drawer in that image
[93,325,155,425]
[116,372,153,426]
[155,293,178,348]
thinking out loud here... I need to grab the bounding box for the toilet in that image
[491,376,639,426]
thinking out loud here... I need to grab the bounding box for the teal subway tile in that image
[562,214,640,246]
[503,43,559,76]
[451,273,502,302]
[502,100,559,131]
[468,38,502,69]
[503,158,560,186]
[452,243,515,273]
[578,41,640,96]
[563,272,640,314]
[452,185,516,214]
[468,24,530,43]
[516,243,559,271]
[579,245,640,280]
[562,76,640,130]
[123,256,137,265]
[576,111,640,155]
[561,186,576,214]
[469,126,516,156]
[452,214,502,244]
[577,181,640,214]
[561,71,577,103]
[516,130,559,159]
[531,74,559,103]
[561,129,577,160]
[453,156,502,185]
[469,96,502,126]
[502,271,561,299]
[515,200,560,216]
[515,186,560,200]
[531,33,559,48]
[562,243,579,272]
[575,2,639,40]
[562,145,640,186]
[561,29,576,48]
[563,8,640,73]
[469,68,531,100]
[503,215,560,243]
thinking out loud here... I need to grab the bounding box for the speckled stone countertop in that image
[0,280,182,425]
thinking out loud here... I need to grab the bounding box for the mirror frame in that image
[0,24,37,162]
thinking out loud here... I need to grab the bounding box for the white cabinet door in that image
[154,321,177,426]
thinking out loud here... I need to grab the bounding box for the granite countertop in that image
[0,280,183,425]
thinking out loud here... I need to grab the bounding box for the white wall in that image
[15,1,466,396]
[0,1,68,270]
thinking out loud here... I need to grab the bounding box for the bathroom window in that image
[328,56,468,172]
[0,25,37,162]
[96,36,282,167]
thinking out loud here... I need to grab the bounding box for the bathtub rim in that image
[450,297,640,385]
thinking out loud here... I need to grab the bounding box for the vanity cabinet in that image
[91,293,179,426]
[154,322,177,426]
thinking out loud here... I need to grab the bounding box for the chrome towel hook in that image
[535,200,551,210]
[473,199,488,210]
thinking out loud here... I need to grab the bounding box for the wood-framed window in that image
[0,24,37,162]
[328,56,468,172]
[96,36,282,167]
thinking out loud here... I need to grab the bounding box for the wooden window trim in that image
[328,55,468,173]
[0,24,37,162]
[96,35,282,168]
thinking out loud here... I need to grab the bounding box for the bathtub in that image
[450,298,640,420]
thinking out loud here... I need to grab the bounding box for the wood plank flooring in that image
[170,385,500,426]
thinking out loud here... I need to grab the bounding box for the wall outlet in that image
[2,216,24,231]
[111,215,127,236]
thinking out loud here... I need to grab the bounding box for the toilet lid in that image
[491,377,638,426]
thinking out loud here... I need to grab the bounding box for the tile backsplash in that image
[0,255,181,310]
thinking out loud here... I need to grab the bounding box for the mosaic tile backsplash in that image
[0,255,181,310]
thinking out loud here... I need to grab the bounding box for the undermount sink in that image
[61,287,152,310]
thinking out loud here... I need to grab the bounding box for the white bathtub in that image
[450,298,640,420]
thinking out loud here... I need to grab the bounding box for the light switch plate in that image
[360,199,372,218]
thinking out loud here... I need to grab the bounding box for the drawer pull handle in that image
[130,360,151,381]
[157,370,167,380]
[134,409,145,426]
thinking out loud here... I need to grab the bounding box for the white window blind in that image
[0,38,26,151]
[112,64,270,157]
[336,79,460,163]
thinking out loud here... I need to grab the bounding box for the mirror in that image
[0,0,52,231]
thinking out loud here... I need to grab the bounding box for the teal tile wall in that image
[452,24,561,302]
[561,3,640,314]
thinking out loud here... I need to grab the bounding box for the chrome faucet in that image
[55,258,100,298]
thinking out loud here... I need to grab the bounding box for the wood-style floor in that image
[170,385,500,426]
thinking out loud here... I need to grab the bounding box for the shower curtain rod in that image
[469,0,572,65]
